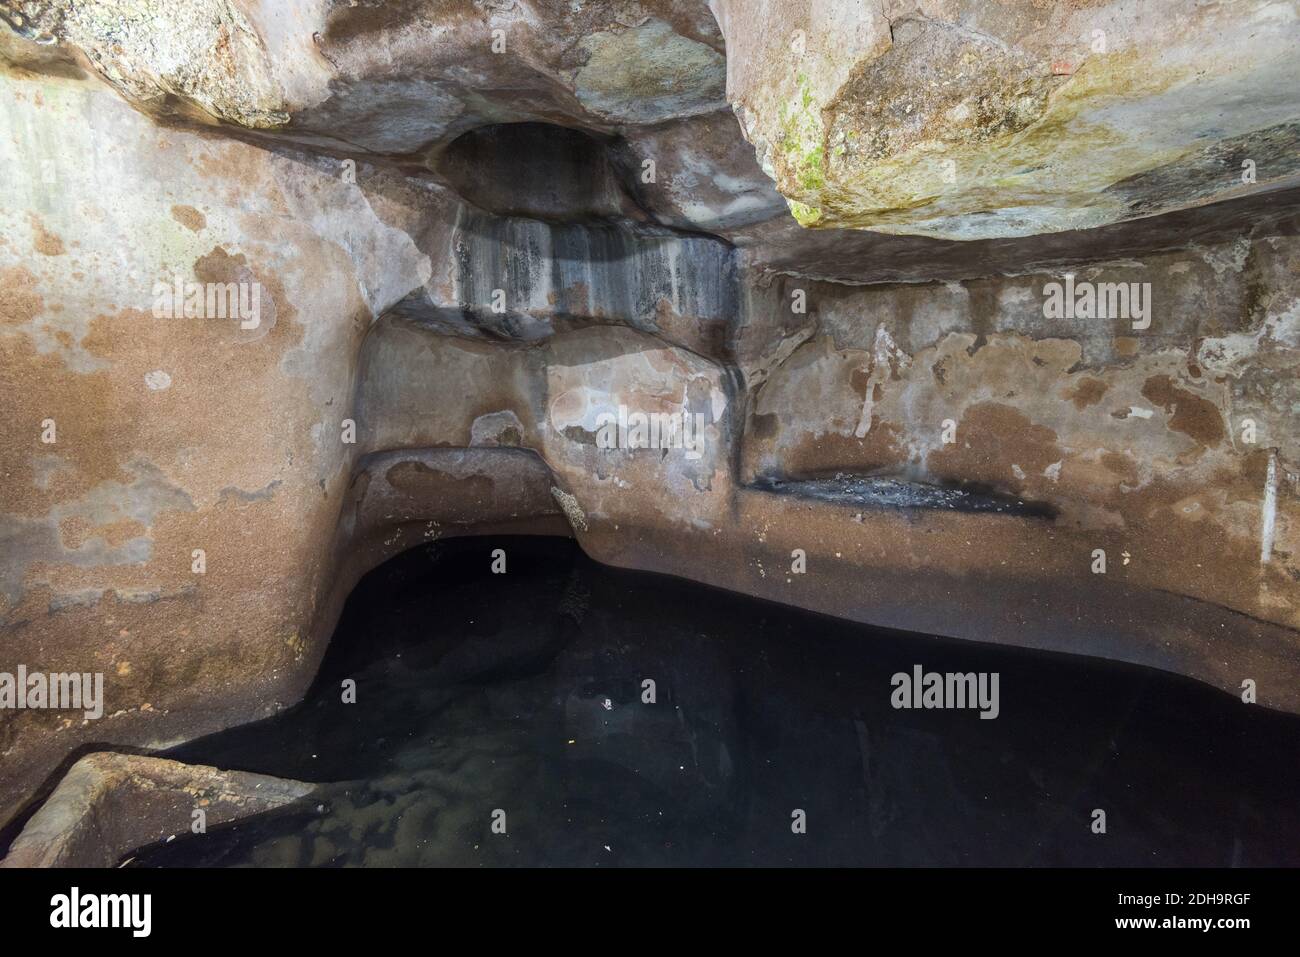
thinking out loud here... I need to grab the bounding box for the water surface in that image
[132,537,1300,867]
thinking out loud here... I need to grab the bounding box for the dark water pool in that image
[131,536,1300,867]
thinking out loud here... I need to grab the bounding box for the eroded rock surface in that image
[1,0,1298,846]
[712,0,1300,237]
[0,752,315,867]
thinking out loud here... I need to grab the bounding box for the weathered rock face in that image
[711,0,1300,238]
[1,0,1298,849]
[0,63,429,828]
[738,236,1300,633]
[0,753,315,868]
[2,0,728,147]
[389,180,739,352]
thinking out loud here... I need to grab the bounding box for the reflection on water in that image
[132,537,1300,867]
